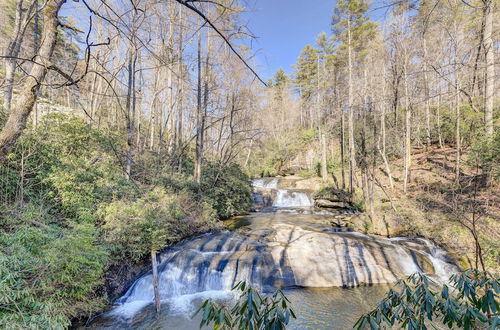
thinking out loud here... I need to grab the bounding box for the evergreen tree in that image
[293,44,319,102]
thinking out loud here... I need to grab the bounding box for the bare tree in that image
[2,0,37,112]
[0,0,65,161]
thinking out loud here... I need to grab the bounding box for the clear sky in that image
[241,0,336,81]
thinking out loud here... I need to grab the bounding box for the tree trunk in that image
[321,131,328,182]
[402,61,411,193]
[453,9,461,183]
[0,0,63,161]
[194,23,203,183]
[455,82,461,183]
[436,77,443,148]
[176,4,184,172]
[483,0,494,141]
[3,0,36,112]
[340,108,346,189]
[347,15,356,196]
[125,51,137,180]
[422,36,431,148]
[151,250,161,314]
[380,68,394,189]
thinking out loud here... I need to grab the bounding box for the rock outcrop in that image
[115,213,458,310]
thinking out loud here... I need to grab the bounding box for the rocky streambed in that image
[87,177,459,329]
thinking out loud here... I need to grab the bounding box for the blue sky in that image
[240,0,390,81]
[61,0,388,82]
[241,0,335,81]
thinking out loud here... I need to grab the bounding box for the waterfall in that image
[106,225,458,320]
[99,177,459,323]
[252,177,313,209]
[273,189,313,208]
[389,237,460,282]
[252,177,279,189]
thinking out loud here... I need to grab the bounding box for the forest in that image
[0,0,498,329]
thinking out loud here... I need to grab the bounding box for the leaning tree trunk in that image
[3,0,36,113]
[379,67,394,190]
[0,0,64,161]
[483,0,495,186]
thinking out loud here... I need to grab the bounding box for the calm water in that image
[88,285,390,329]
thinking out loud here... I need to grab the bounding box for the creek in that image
[88,177,458,329]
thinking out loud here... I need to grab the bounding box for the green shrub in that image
[3,113,134,222]
[199,162,252,219]
[356,270,500,329]
[196,281,296,330]
[0,209,107,329]
[101,188,217,263]
[314,185,351,201]
[439,105,483,146]
[468,130,500,181]
[158,161,252,219]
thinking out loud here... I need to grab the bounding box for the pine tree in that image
[331,0,377,195]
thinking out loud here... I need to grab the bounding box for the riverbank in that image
[329,146,499,272]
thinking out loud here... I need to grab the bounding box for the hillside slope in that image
[348,145,499,272]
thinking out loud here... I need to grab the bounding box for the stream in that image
[88,177,459,329]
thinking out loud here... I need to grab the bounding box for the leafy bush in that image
[356,270,500,329]
[468,131,500,181]
[0,114,252,327]
[3,114,134,222]
[199,162,253,219]
[196,281,296,330]
[101,188,217,263]
[314,185,351,202]
[0,208,107,329]
[439,105,483,146]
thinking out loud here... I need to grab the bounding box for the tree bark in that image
[194,23,203,184]
[0,0,64,161]
[176,4,184,172]
[347,15,356,196]
[453,7,461,183]
[151,249,161,314]
[436,77,443,148]
[380,67,394,189]
[483,0,494,141]
[125,51,137,180]
[422,36,431,148]
[321,131,328,182]
[402,61,411,193]
[3,0,37,112]
[455,64,461,183]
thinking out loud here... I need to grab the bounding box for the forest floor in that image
[351,145,499,272]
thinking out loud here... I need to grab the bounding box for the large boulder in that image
[315,199,351,209]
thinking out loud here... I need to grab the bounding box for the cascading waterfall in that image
[390,237,461,282]
[107,230,458,321]
[273,189,313,207]
[94,177,459,328]
[252,177,279,189]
